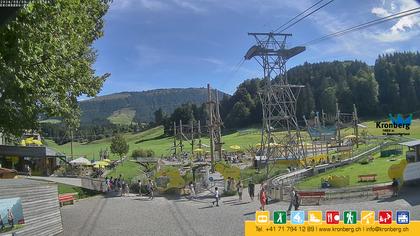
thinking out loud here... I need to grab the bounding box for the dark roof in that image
[399,140,420,147]
[0,145,65,158]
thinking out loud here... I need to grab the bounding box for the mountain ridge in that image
[79,87,229,124]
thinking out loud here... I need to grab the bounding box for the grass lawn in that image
[106,160,144,182]
[57,183,101,199]
[0,224,24,233]
[46,126,263,160]
[296,152,406,189]
[47,119,420,160]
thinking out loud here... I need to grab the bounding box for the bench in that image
[58,193,78,207]
[372,185,393,199]
[297,191,325,205]
[358,174,377,182]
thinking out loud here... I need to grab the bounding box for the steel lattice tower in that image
[245,32,306,176]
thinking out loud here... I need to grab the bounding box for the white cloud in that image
[172,0,206,13]
[111,0,168,11]
[370,0,420,42]
[371,7,390,17]
[384,47,396,53]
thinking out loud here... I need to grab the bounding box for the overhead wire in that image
[272,0,325,32]
[274,0,335,33]
[303,6,420,45]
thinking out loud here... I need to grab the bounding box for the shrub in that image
[131,149,155,158]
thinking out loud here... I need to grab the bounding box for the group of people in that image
[208,179,299,214]
[137,179,155,200]
[105,175,129,197]
[105,176,156,199]
[0,209,14,230]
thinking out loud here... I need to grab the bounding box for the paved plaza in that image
[60,186,420,236]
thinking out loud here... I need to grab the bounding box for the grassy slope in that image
[296,152,406,189]
[107,108,136,125]
[46,126,263,160]
[57,183,101,198]
[46,119,420,160]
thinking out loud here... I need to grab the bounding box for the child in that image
[259,185,266,211]
[212,187,220,207]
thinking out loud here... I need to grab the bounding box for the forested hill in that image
[79,88,226,124]
[216,52,420,128]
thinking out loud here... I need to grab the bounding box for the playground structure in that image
[169,84,223,173]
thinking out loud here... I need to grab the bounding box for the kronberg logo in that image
[376,114,412,136]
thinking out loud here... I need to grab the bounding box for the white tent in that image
[69,157,92,166]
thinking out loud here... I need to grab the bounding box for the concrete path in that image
[59,185,420,236]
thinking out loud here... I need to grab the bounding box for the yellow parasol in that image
[194,148,204,153]
[102,159,112,163]
[93,161,109,168]
[229,145,241,151]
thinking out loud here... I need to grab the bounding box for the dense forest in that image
[161,52,420,132]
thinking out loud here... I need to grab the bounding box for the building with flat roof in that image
[0,145,66,176]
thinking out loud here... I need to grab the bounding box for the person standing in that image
[138,180,142,197]
[212,187,220,207]
[147,179,154,200]
[0,214,4,230]
[248,181,255,201]
[236,180,243,201]
[7,209,14,228]
[189,181,196,199]
[105,177,109,192]
[259,185,266,211]
[392,178,399,197]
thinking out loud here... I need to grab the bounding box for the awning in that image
[399,140,420,147]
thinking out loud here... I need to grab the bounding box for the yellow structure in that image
[388,159,407,183]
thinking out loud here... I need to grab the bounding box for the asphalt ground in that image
[60,185,420,236]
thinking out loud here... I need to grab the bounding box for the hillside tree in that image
[110,134,129,164]
[0,0,111,135]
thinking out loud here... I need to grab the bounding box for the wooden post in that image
[208,84,215,173]
[173,121,177,156]
[336,103,341,147]
[191,119,194,155]
[353,104,359,148]
[179,120,183,153]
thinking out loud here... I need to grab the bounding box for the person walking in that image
[7,209,14,228]
[236,180,243,201]
[248,181,255,201]
[259,185,266,211]
[287,187,299,214]
[211,187,220,207]
[147,179,154,200]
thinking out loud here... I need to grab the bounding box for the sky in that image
[90,0,420,97]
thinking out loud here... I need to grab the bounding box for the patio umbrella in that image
[70,157,92,166]
[194,148,204,153]
[102,159,112,163]
[229,145,241,150]
[93,161,109,168]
